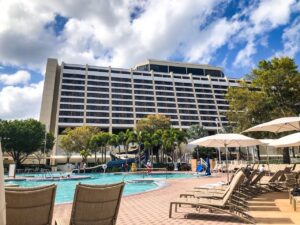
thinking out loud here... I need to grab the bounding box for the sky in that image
[0,0,300,120]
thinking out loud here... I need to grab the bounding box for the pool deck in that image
[53,174,300,225]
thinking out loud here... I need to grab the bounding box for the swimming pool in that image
[5,173,194,204]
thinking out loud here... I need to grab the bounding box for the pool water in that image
[6,173,194,204]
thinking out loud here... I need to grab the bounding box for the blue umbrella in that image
[205,156,211,176]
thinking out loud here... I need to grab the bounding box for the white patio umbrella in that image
[0,141,6,225]
[189,133,262,183]
[270,132,300,148]
[243,117,300,133]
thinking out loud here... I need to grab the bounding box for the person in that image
[83,162,87,173]
[146,160,152,174]
[124,163,129,172]
[259,164,265,172]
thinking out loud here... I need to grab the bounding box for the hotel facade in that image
[40,58,245,158]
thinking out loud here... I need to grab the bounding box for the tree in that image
[33,132,55,165]
[136,114,171,133]
[0,119,55,167]
[90,132,111,163]
[226,57,300,163]
[58,126,99,163]
[109,134,120,153]
[80,149,91,163]
[174,129,188,162]
[128,130,148,167]
[187,124,208,139]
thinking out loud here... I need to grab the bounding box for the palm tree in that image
[109,134,120,153]
[161,129,176,163]
[152,129,163,163]
[187,124,208,140]
[128,130,147,168]
[80,149,91,163]
[90,132,111,163]
[174,129,188,162]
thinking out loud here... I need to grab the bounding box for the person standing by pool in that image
[146,160,152,174]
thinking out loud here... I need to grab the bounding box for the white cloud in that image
[0,70,31,85]
[278,16,300,58]
[233,0,296,67]
[0,81,43,120]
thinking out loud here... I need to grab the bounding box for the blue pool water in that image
[6,173,194,204]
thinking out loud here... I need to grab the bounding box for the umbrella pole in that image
[218,147,222,164]
[225,145,229,184]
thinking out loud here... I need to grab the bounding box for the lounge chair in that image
[5,184,57,225]
[170,171,255,224]
[55,182,125,225]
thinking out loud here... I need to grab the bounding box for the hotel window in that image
[156,97,176,102]
[135,101,155,107]
[62,79,85,85]
[149,64,168,73]
[63,73,85,79]
[87,81,109,86]
[134,90,154,95]
[87,99,109,104]
[112,94,132,99]
[155,86,173,91]
[111,70,130,74]
[113,88,132,94]
[64,66,85,71]
[134,84,153,89]
[88,68,108,72]
[87,93,109,98]
[112,119,134,124]
[59,111,84,116]
[176,93,194,97]
[112,113,133,118]
[111,77,131,82]
[158,108,177,113]
[169,66,186,74]
[112,100,132,105]
[59,118,83,123]
[134,79,153,84]
[156,91,174,96]
[177,98,195,103]
[187,68,204,75]
[178,104,196,108]
[60,104,84,109]
[136,108,156,112]
[86,112,109,117]
[112,106,133,111]
[175,87,193,92]
[154,81,172,85]
[86,105,109,110]
[86,118,109,124]
[179,109,197,114]
[111,83,132,88]
[60,98,84,103]
[61,91,84,97]
[88,75,109,81]
[135,96,154,101]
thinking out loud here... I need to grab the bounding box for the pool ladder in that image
[41,169,54,179]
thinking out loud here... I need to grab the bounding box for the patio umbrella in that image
[270,132,300,148]
[0,141,6,225]
[189,133,262,183]
[243,117,300,133]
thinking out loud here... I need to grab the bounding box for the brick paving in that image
[53,175,300,225]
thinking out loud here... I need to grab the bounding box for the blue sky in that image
[0,0,299,119]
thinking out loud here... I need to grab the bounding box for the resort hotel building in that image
[40,58,246,162]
